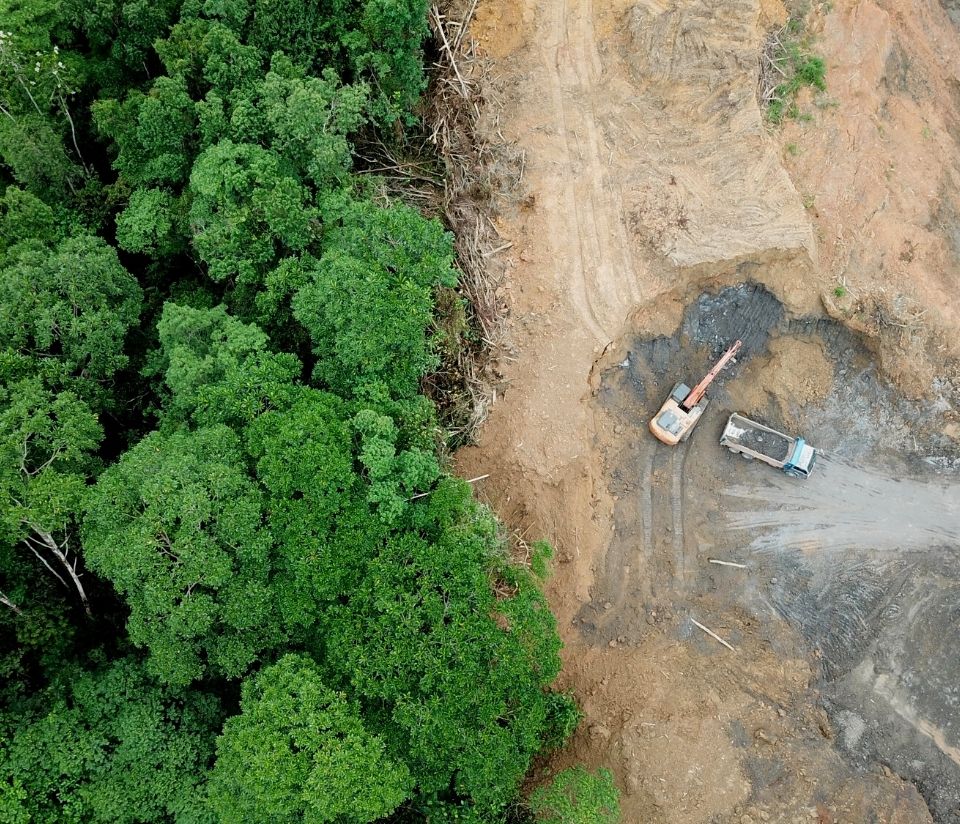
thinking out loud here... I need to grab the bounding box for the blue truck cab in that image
[783,438,817,478]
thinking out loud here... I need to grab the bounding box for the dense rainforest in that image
[0,0,627,820]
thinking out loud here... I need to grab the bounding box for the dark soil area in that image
[585,282,960,822]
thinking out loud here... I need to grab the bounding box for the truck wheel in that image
[740,453,753,460]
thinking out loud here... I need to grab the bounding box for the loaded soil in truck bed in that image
[732,424,792,463]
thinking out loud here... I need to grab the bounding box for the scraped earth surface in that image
[458,0,960,820]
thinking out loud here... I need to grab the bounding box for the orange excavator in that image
[649,340,742,445]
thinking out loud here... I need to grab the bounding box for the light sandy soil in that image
[457,0,960,820]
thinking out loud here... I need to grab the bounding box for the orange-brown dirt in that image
[457,0,960,820]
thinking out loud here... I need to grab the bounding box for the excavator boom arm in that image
[683,340,742,409]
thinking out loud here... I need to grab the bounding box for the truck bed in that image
[722,414,793,463]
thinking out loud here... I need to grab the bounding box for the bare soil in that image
[457,0,960,820]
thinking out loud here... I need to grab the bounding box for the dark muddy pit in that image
[582,283,960,821]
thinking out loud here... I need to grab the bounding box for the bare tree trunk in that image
[25,529,92,617]
[57,91,89,173]
[0,591,22,615]
[24,534,68,589]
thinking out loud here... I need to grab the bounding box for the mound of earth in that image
[622,0,815,269]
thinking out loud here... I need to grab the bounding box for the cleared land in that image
[459,0,960,819]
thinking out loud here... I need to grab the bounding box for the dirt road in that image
[460,0,960,819]
[725,458,960,554]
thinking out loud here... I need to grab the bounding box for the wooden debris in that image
[691,618,736,652]
[482,241,514,257]
[708,558,747,568]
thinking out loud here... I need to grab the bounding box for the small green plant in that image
[833,285,847,298]
[786,14,805,35]
[764,21,827,124]
[529,767,621,824]
[802,194,816,209]
[785,142,799,156]
[795,54,827,90]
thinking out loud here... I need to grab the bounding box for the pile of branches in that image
[758,23,791,109]
[353,0,522,444]
[422,0,523,444]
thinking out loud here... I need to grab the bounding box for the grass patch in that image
[761,18,827,124]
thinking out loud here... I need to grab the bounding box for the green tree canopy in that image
[83,425,282,686]
[209,654,411,823]
[0,188,59,257]
[243,387,366,625]
[0,377,100,538]
[0,18,86,194]
[0,657,220,824]
[0,375,102,616]
[189,140,315,288]
[0,234,142,385]
[155,302,300,427]
[324,478,569,818]
[114,187,186,255]
[293,197,457,398]
[235,58,367,190]
[93,75,197,187]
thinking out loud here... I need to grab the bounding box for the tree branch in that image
[28,528,92,617]
[0,590,22,615]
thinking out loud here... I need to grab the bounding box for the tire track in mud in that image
[582,430,702,632]
[639,447,655,601]
[670,442,689,590]
[723,458,960,555]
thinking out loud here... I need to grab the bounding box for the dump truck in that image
[649,340,742,445]
[720,413,818,478]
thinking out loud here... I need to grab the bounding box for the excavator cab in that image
[649,342,741,446]
[649,385,708,445]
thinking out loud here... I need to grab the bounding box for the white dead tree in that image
[21,525,91,617]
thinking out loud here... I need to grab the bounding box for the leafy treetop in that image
[209,654,411,823]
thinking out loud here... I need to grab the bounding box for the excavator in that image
[649,340,742,445]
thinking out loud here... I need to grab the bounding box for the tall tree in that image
[0,657,220,824]
[0,233,142,390]
[209,654,411,823]
[324,478,573,819]
[154,302,300,428]
[0,376,100,617]
[188,140,316,289]
[0,19,86,195]
[83,425,282,686]
[293,196,457,399]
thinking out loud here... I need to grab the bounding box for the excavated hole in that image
[580,282,960,820]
